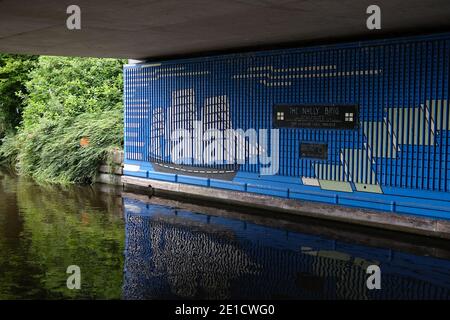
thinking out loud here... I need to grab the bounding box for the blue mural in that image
[124,33,450,219]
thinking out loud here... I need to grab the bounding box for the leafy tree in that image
[0,54,37,136]
[22,56,124,127]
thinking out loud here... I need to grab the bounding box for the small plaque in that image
[274,104,358,129]
[300,142,328,160]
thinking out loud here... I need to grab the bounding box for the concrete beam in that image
[0,1,450,59]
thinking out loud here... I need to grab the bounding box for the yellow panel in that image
[354,183,383,194]
[319,180,353,192]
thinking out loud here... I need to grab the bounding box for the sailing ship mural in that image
[147,89,263,180]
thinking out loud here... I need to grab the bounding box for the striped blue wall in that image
[124,33,450,220]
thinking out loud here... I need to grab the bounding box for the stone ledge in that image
[97,173,122,185]
[99,164,123,175]
[107,149,124,165]
[121,175,450,240]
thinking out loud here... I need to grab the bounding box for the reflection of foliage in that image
[0,172,125,299]
[0,172,30,299]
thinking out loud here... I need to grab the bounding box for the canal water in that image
[1,169,450,300]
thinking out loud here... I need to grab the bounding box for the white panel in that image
[302,177,320,187]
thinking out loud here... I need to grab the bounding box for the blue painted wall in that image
[123,33,450,220]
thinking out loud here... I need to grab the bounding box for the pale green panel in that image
[362,148,375,183]
[314,163,322,180]
[403,108,424,145]
[406,109,414,145]
[388,107,433,146]
[343,148,355,182]
[444,100,449,130]
[319,180,353,193]
[313,163,324,180]
[363,121,395,158]
[396,108,411,145]
[411,109,420,144]
[416,108,429,145]
[314,164,348,182]
[382,120,395,158]
[343,148,376,184]
[354,183,383,194]
[425,116,434,146]
[344,148,359,180]
[398,108,406,144]
[361,149,368,183]
[429,100,448,130]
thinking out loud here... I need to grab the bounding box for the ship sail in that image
[201,95,260,165]
[165,89,197,164]
[150,89,259,178]
[149,107,165,160]
[202,95,232,165]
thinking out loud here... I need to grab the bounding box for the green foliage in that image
[5,109,123,184]
[0,134,20,169]
[0,54,37,135]
[22,56,124,128]
[0,56,125,184]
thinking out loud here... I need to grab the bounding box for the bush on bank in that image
[1,110,123,184]
[0,56,125,184]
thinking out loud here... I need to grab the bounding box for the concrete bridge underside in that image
[1,0,450,59]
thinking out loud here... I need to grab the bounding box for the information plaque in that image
[274,104,359,129]
[300,142,328,160]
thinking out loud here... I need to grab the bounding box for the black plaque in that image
[274,104,358,129]
[300,142,328,160]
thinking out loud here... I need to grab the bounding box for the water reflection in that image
[0,170,125,299]
[1,169,450,299]
[122,196,450,300]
